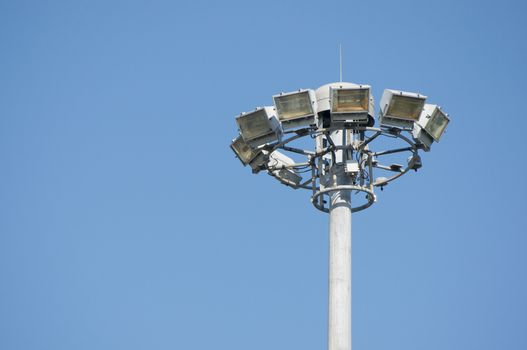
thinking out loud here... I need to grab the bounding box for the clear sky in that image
[1,1,526,349]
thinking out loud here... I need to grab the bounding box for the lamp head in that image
[230,135,269,172]
[236,106,281,147]
[412,104,450,151]
[315,82,374,128]
[379,89,427,130]
[273,89,317,130]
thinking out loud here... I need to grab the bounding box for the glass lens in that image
[275,92,313,121]
[425,109,449,141]
[332,88,369,112]
[238,110,271,140]
[387,95,425,120]
[231,137,255,164]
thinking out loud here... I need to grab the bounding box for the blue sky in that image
[1,0,526,349]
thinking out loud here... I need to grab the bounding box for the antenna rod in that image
[339,44,343,82]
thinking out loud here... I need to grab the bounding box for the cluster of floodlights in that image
[230,82,450,211]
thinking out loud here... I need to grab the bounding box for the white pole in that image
[328,130,352,350]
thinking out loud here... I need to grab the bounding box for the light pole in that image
[230,82,451,350]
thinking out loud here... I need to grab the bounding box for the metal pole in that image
[328,131,352,350]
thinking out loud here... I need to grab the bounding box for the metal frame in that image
[255,125,420,213]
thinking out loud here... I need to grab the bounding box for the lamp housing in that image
[379,89,427,130]
[330,85,373,125]
[273,89,317,130]
[412,104,450,151]
[315,82,374,129]
[236,106,281,148]
[230,136,268,173]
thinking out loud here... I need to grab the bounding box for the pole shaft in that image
[328,174,352,350]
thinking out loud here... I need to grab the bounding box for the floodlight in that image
[315,82,374,129]
[273,89,317,130]
[230,135,268,173]
[330,85,373,125]
[412,104,450,151]
[268,151,302,188]
[236,106,281,147]
[379,89,427,129]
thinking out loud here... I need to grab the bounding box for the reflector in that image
[331,88,369,113]
[385,94,425,121]
[237,109,272,140]
[273,90,316,129]
[235,107,281,147]
[424,107,449,142]
[412,104,450,151]
[274,91,313,120]
[230,136,258,165]
[379,89,427,129]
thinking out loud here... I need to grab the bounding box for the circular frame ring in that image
[311,185,376,213]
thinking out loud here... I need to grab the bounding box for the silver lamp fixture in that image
[273,89,317,130]
[379,89,427,130]
[412,104,450,151]
[236,106,281,148]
